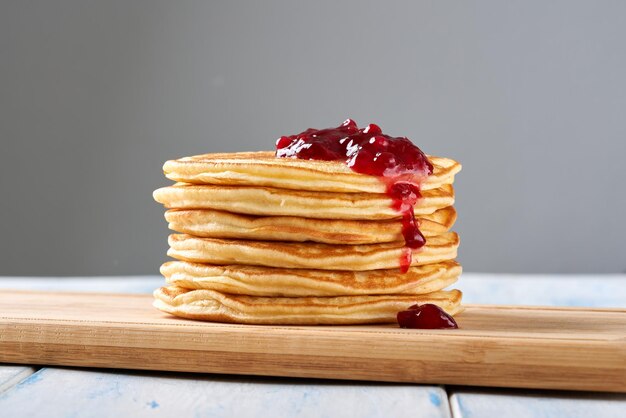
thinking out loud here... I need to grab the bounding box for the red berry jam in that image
[397,304,458,329]
[275,119,432,272]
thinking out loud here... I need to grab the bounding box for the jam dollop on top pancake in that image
[275,119,433,272]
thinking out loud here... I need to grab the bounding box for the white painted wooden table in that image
[1,274,624,418]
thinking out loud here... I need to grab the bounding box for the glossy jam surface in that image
[276,119,432,178]
[275,119,432,272]
[397,304,458,329]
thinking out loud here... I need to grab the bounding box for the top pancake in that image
[162,151,461,193]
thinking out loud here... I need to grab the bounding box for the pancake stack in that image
[153,151,462,325]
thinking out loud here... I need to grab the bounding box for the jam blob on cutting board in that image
[275,119,433,272]
[397,304,458,329]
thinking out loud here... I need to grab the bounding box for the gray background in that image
[1,1,625,276]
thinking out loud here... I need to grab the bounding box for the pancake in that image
[167,232,459,271]
[162,151,461,193]
[153,286,463,325]
[161,260,461,297]
[153,183,454,219]
[164,206,456,244]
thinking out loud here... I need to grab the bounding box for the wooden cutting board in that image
[0,290,624,393]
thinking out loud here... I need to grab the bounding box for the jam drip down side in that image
[275,119,432,273]
[388,182,426,273]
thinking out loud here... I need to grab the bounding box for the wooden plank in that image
[0,366,36,394]
[0,279,449,417]
[1,276,624,416]
[0,290,624,393]
[449,274,626,416]
[450,389,626,418]
[0,368,451,418]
